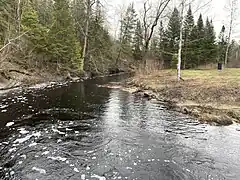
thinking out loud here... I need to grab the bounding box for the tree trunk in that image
[177,0,184,81]
[82,0,91,71]
[225,0,235,66]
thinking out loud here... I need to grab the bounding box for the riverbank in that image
[125,69,240,126]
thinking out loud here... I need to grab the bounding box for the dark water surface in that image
[0,75,240,180]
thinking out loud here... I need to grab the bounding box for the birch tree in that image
[224,0,238,66]
[177,0,185,81]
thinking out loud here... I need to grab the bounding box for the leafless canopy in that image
[142,0,171,53]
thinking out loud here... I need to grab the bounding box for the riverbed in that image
[0,75,240,180]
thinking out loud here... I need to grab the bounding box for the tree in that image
[177,0,185,81]
[164,7,180,68]
[21,1,48,54]
[48,0,82,70]
[183,5,194,69]
[203,18,217,65]
[132,20,143,61]
[142,0,171,66]
[225,0,238,66]
[218,25,227,63]
[195,13,205,66]
[118,2,137,62]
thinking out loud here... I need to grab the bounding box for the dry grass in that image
[131,68,240,106]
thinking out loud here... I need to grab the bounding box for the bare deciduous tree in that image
[177,0,185,81]
[142,0,171,65]
[225,0,238,66]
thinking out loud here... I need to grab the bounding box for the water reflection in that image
[0,75,240,180]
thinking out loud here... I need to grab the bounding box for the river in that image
[0,75,240,180]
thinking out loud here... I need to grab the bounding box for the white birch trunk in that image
[177,0,184,81]
[224,0,236,66]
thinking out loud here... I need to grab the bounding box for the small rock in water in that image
[86,166,90,170]
[1,109,7,113]
[6,122,14,127]
[10,171,15,176]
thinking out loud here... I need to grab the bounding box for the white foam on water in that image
[70,164,74,167]
[92,157,97,160]
[126,167,132,170]
[47,156,67,162]
[32,132,41,138]
[81,174,86,180]
[29,142,37,147]
[86,166,90,170]
[52,129,65,135]
[0,105,8,109]
[1,109,7,113]
[10,171,15,176]
[18,128,29,135]
[42,151,50,155]
[133,162,137,166]
[91,174,106,180]
[6,122,14,127]
[32,167,46,174]
[9,147,17,152]
[74,168,79,173]
[164,160,170,163]
[20,154,27,159]
[57,139,62,143]
[18,161,23,165]
[14,135,32,144]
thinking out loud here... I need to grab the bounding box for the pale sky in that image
[104,0,240,41]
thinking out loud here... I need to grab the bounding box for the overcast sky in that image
[104,0,240,40]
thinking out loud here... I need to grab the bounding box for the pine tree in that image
[21,1,48,54]
[195,14,205,66]
[203,18,217,64]
[119,3,137,57]
[218,25,227,63]
[164,7,180,67]
[48,0,82,70]
[183,5,194,69]
[132,20,143,61]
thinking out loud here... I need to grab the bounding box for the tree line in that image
[0,0,117,76]
[119,3,238,69]
[0,0,239,77]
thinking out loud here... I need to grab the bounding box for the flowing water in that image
[0,75,240,180]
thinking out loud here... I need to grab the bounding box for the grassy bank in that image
[128,68,240,125]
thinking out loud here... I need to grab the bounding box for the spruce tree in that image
[195,14,205,66]
[164,7,180,67]
[21,1,48,54]
[132,20,143,61]
[119,3,137,57]
[48,0,82,70]
[218,25,227,63]
[183,5,194,69]
[203,18,217,64]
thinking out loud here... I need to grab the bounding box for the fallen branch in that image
[0,31,28,52]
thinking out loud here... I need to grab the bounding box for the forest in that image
[0,0,239,80]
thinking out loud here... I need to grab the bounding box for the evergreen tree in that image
[203,18,217,64]
[119,3,137,57]
[21,1,48,54]
[132,20,143,61]
[48,0,82,70]
[194,14,205,66]
[164,7,180,67]
[183,5,194,69]
[218,25,227,63]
